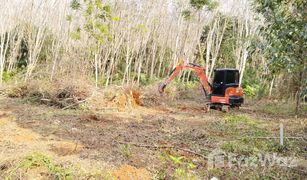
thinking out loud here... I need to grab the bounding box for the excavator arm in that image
[158,59,212,96]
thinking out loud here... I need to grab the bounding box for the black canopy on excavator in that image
[212,69,240,96]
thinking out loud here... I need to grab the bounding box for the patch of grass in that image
[87,170,114,180]
[227,135,304,158]
[211,166,303,179]
[256,101,306,116]
[221,120,275,155]
[120,144,131,158]
[266,139,304,156]
[222,136,303,157]
[224,114,269,136]
[205,114,268,140]
[262,103,295,115]
[205,114,269,141]
[244,137,271,148]
[6,152,73,179]
[221,141,260,155]
[224,114,258,127]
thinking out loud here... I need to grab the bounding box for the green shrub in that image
[2,69,24,83]
[6,152,73,179]
[243,85,257,97]
[241,67,270,98]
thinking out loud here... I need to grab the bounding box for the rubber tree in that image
[69,0,114,88]
[180,0,220,81]
[0,1,11,85]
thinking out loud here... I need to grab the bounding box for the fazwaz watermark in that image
[208,148,298,169]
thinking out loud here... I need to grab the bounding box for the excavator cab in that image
[210,69,244,108]
[212,69,240,96]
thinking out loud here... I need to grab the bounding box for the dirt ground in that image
[0,94,306,179]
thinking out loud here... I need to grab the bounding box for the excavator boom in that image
[158,59,212,96]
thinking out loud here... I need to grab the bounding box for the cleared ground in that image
[0,95,306,179]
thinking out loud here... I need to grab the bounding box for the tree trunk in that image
[269,76,275,97]
[0,31,10,85]
[94,53,99,88]
[295,71,303,114]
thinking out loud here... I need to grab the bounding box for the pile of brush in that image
[6,79,93,109]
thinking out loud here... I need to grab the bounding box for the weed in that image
[208,168,223,178]
[3,70,19,83]
[169,155,184,164]
[6,152,73,179]
[155,169,167,180]
[157,153,199,179]
[187,162,197,169]
[174,167,197,180]
[120,144,131,158]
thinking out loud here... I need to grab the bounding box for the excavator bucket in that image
[158,59,184,94]
[158,83,166,94]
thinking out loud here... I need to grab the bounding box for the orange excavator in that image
[158,59,244,111]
